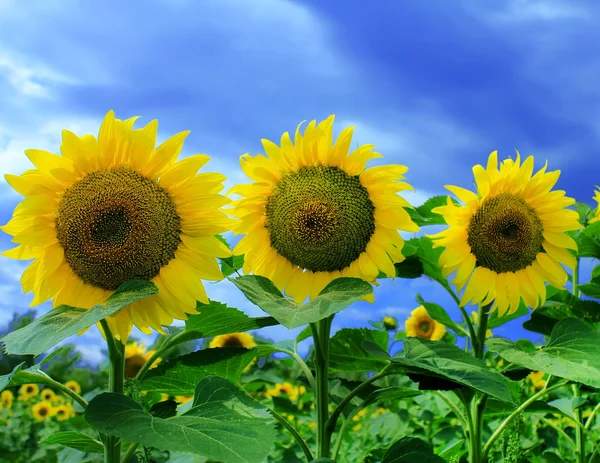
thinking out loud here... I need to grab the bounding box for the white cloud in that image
[490,0,589,22]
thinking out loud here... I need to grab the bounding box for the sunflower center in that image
[221,336,245,348]
[56,167,181,291]
[467,193,544,273]
[125,354,148,378]
[39,407,48,417]
[265,165,375,272]
[418,321,431,334]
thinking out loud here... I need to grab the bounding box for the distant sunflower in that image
[265,382,306,402]
[230,115,418,303]
[54,404,71,421]
[40,389,55,402]
[209,332,256,349]
[124,341,161,378]
[429,151,580,316]
[382,315,398,331]
[64,380,81,395]
[590,189,600,223]
[32,401,54,422]
[19,384,38,400]
[1,110,233,340]
[529,371,547,392]
[1,390,13,408]
[405,306,446,341]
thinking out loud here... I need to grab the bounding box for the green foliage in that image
[488,318,600,388]
[328,328,390,373]
[1,280,157,356]
[230,276,372,328]
[41,432,103,454]
[393,337,514,403]
[381,437,444,462]
[85,376,277,463]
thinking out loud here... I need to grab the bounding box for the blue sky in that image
[0,0,598,363]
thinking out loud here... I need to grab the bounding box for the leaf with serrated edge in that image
[230,276,372,329]
[487,318,600,389]
[42,432,104,453]
[1,280,157,356]
[85,376,276,463]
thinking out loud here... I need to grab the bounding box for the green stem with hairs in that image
[101,319,125,463]
[311,316,333,458]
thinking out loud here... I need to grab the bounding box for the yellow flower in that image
[19,384,38,400]
[471,311,493,338]
[405,306,446,341]
[265,382,304,402]
[1,110,234,340]
[590,189,600,224]
[230,115,418,303]
[429,151,580,316]
[53,395,65,405]
[352,423,362,431]
[124,341,161,378]
[175,395,193,405]
[160,393,169,402]
[382,316,398,331]
[40,389,55,401]
[54,405,71,421]
[32,401,55,422]
[65,380,81,395]
[1,390,13,408]
[209,333,256,349]
[529,371,547,390]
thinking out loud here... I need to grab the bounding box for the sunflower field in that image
[0,111,600,463]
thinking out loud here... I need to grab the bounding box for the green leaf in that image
[394,255,424,279]
[41,432,103,454]
[405,196,458,227]
[310,459,337,463]
[328,329,390,373]
[230,276,372,328]
[172,300,278,345]
[417,297,466,336]
[296,326,313,344]
[522,305,572,336]
[221,255,245,278]
[381,437,444,463]
[487,318,600,388]
[85,376,276,463]
[578,283,600,299]
[0,362,60,390]
[547,397,587,422]
[393,338,514,403]
[1,280,157,356]
[362,386,421,407]
[141,346,272,395]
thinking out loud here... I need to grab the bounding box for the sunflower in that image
[230,115,418,303]
[64,380,81,395]
[19,384,38,400]
[40,388,55,401]
[382,315,398,331]
[265,382,306,402]
[471,311,493,338]
[1,111,233,340]
[32,401,55,422]
[209,332,256,349]
[175,395,193,405]
[529,371,547,392]
[54,404,71,421]
[590,189,600,223]
[124,341,161,378]
[429,151,580,316]
[405,306,446,341]
[1,390,13,409]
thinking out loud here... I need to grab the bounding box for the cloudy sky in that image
[0,0,598,363]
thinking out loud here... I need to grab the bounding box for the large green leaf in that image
[328,328,390,373]
[381,437,444,463]
[41,432,103,454]
[86,375,276,463]
[172,300,278,345]
[393,337,514,403]
[1,280,157,356]
[0,362,51,391]
[487,318,600,388]
[578,283,600,299]
[141,346,273,395]
[230,276,372,328]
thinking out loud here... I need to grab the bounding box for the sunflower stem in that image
[268,407,314,462]
[571,258,586,463]
[101,319,125,463]
[311,315,333,458]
